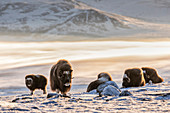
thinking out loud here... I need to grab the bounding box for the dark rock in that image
[12,96,32,102]
[119,90,132,96]
[60,94,71,98]
[64,107,74,109]
[115,108,129,110]
[136,89,147,92]
[9,107,29,111]
[97,81,119,93]
[42,101,58,105]
[31,106,39,109]
[68,98,82,102]
[12,98,20,102]
[101,85,120,96]
[137,97,152,101]
[47,93,59,98]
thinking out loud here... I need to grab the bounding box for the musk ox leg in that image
[31,90,34,95]
[43,89,47,94]
[56,89,59,94]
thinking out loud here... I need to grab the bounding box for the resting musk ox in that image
[50,59,73,95]
[142,67,164,83]
[122,68,145,88]
[25,74,47,95]
[87,72,112,92]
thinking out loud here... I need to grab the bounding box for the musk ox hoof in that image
[101,85,120,96]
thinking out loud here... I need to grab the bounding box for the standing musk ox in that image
[87,72,112,92]
[142,67,164,83]
[25,74,47,95]
[122,68,145,88]
[50,59,73,95]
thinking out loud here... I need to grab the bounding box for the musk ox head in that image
[59,63,73,87]
[122,68,145,88]
[87,72,112,92]
[25,77,33,87]
[142,67,164,83]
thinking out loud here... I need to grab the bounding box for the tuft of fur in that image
[142,67,164,83]
[122,68,145,88]
[87,72,112,92]
[50,59,73,95]
[25,74,47,95]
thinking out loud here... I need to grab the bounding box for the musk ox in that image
[25,74,47,95]
[142,67,164,83]
[122,68,145,88]
[50,59,73,95]
[87,72,112,92]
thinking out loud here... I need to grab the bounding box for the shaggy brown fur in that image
[87,72,112,92]
[97,72,112,81]
[25,74,47,95]
[122,68,145,88]
[50,59,73,95]
[142,67,164,83]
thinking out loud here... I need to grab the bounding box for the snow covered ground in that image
[0,82,169,112]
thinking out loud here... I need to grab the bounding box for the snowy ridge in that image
[0,0,170,37]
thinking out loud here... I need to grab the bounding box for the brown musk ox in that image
[87,72,112,92]
[25,74,47,95]
[50,59,73,96]
[122,68,145,88]
[142,67,164,83]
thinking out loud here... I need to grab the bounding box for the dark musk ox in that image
[142,67,164,83]
[87,72,112,92]
[25,74,47,95]
[50,59,73,96]
[122,68,145,88]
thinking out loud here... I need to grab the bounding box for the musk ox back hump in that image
[97,72,112,81]
[50,59,73,95]
[122,68,145,88]
[142,67,164,83]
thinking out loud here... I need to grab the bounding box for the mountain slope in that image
[0,0,170,37]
